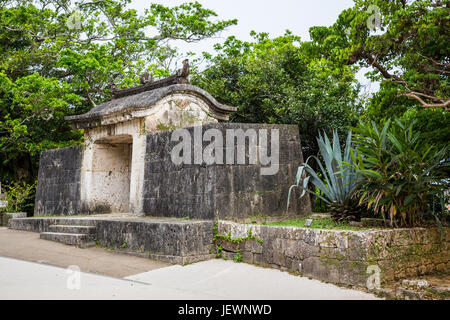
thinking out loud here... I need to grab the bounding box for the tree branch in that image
[397,93,450,111]
[350,51,449,111]
[360,52,407,85]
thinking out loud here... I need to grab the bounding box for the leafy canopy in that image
[308,0,449,110]
[0,0,236,181]
[192,31,362,160]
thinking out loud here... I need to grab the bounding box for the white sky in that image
[130,0,379,93]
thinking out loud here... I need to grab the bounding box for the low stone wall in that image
[217,221,450,286]
[1,212,26,227]
[94,219,214,264]
[7,217,56,232]
[10,217,448,285]
[9,218,214,264]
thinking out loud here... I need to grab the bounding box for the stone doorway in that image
[88,134,133,213]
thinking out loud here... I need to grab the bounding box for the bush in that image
[350,119,449,227]
[4,181,36,214]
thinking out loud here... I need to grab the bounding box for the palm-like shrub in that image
[287,130,362,222]
[350,119,449,227]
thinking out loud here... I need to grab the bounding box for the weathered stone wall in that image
[217,221,450,286]
[34,123,309,217]
[34,146,83,216]
[8,217,215,264]
[141,92,218,132]
[94,219,214,264]
[9,217,73,232]
[10,217,448,279]
[1,212,26,226]
[142,123,310,220]
[86,142,132,213]
[80,119,144,215]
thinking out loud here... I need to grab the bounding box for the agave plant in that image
[287,130,363,222]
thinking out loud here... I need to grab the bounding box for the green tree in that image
[0,0,236,182]
[192,31,362,160]
[366,81,450,150]
[308,0,449,111]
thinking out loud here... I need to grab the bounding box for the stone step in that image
[48,225,96,235]
[40,232,96,248]
[52,219,97,227]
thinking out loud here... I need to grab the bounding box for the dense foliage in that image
[2,180,36,213]
[192,32,362,160]
[308,0,450,162]
[0,0,236,182]
[0,0,448,221]
[309,0,449,111]
[351,118,449,227]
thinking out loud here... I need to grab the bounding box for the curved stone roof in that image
[65,84,236,127]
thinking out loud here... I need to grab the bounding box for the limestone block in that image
[284,239,299,258]
[142,123,311,220]
[253,253,263,265]
[241,251,253,263]
[243,239,263,254]
[297,241,320,260]
[272,250,285,267]
[303,229,318,246]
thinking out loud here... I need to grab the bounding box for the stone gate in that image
[34,63,311,219]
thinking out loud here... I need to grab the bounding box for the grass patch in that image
[267,217,375,231]
[37,214,91,218]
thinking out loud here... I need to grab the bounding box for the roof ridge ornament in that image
[139,72,153,85]
[112,59,191,100]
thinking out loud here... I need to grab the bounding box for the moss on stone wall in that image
[217,221,450,286]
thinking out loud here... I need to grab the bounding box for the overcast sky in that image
[130,0,378,93]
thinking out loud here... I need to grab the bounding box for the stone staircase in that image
[40,219,97,248]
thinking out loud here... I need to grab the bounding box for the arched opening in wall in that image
[90,134,133,213]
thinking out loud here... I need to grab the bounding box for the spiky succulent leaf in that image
[287,130,362,212]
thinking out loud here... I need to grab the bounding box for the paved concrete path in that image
[125,259,379,300]
[0,228,379,300]
[0,227,170,277]
[0,257,379,300]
